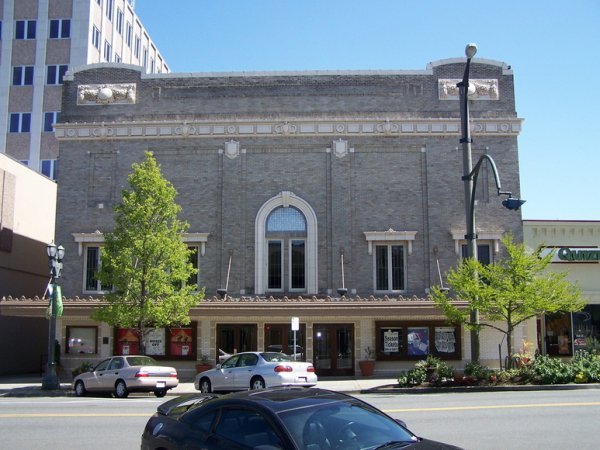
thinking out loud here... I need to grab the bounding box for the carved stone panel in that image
[77,84,137,105]
[438,79,499,100]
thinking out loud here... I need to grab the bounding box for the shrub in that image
[71,361,94,378]
[464,361,491,380]
[529,354,572,384]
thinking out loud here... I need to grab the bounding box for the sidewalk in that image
[0,375,400,398]
[3,375,599,398]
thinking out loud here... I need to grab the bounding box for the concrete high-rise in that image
[0,0,168,179]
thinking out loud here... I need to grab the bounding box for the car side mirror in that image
[395,419,407,428]
[216,364,222,369]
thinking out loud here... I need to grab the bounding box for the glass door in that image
[313,324,354,376]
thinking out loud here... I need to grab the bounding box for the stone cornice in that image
[55,116,522,141]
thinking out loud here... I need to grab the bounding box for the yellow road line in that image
[0,413,148,418]
[383,401,600,413]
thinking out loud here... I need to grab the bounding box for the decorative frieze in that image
[77,83,136,105]
[55,117,521,141]
[438,79,499,100]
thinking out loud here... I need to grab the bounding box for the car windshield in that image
[125,356,157,366]
[260,352,294,362]
[278,400,416,450]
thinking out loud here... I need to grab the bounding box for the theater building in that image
[2,57,525,378]
[524,221,600,357]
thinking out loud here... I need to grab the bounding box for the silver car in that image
[73,355,179,398]
[194,351,317,393]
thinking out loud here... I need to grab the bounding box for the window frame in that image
[375,321,461,361]
[103,40,112,62]
[66,326,98,354]
[9,113,31,133]
[41,159,58,180]
[373,243,406,292]
[44,111,60,132]
[114,324,197,360]
[49,19,70,39]
[92,25,100,50]
[15,20,36,39]
[46,65,68,85]
[12,66,34,86]
[116,8,123,34]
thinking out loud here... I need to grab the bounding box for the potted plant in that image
[358,346,376,376]
[195,354,213,373]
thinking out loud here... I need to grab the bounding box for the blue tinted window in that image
[267,207,306,233]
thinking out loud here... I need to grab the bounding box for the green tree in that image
[431,234,585,365]
[93,152,202,354]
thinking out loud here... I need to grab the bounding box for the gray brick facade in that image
[55,61,522,300]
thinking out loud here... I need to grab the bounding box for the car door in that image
[211,355,240,391]
[85,358,111,391]
[232,353,259,389]
[209,407,285,449]
[99,357,125,390]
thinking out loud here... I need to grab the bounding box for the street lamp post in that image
[42,242,65,390]
[458,44,525,363]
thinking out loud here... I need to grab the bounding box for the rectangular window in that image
[267,241,282,290]
[134,35,140,58]
[461,243,492,265]
[9,113,31,133]
[66,326,98,354]
[85,246,101,291]
[376,321,460,360]
[49,19,70,38]
[186,246,199,289]
[92,25,100,49]
[125,22,132,47]
[115,326,197,359]
[103,40,111,61]
[290,240,305,290]
[44,111,60,132]
[375,244,405,292]
[142,47,148,69]
[46,65,68,84]
[106,0,114,21]
[114,53,121,63]
[41,159,58,180]
[15,20,36,39]
[12,66,34,85]
[116,8,123,34]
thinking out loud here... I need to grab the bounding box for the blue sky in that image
[135,0,600,220]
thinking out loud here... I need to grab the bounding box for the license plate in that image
[298,377,307,382]
[156,381,166,388]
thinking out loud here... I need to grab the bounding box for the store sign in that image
[383,330,399,352]
[542,247,600,263]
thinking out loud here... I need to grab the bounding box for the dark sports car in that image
[141,387,463,449]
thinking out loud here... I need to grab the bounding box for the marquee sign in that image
[541,247,600,263]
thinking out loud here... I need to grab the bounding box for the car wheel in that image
[250,376,265,390]
[74,381,86,397]
[199,378,211,393]
[154,390,167,398]
[114,380,129,398]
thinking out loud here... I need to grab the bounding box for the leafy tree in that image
[431,234,585,365]
[93,152,202,354]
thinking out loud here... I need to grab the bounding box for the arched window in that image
[255,192,318,295]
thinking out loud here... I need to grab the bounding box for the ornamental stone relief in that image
[438,79,499,100]
[77,83,137,105]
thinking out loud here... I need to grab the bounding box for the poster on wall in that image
[169,327,193,356]
[434,327,456,353]
[383,329,400,353]
[116,328,140,355]
[144,328,166,355]
[407,327,429,356]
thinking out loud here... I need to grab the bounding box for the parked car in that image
[141,387,464,450]
[194,351,317,393]
[72,355,178,398]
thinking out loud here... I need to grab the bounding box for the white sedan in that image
[73,355,179,398]
[194,351,317,393]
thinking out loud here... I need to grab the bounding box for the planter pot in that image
[358,360,375,376]
[196,364,212,373]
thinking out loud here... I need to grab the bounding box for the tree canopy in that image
[431,234,585,363]
[93,152,203,353]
